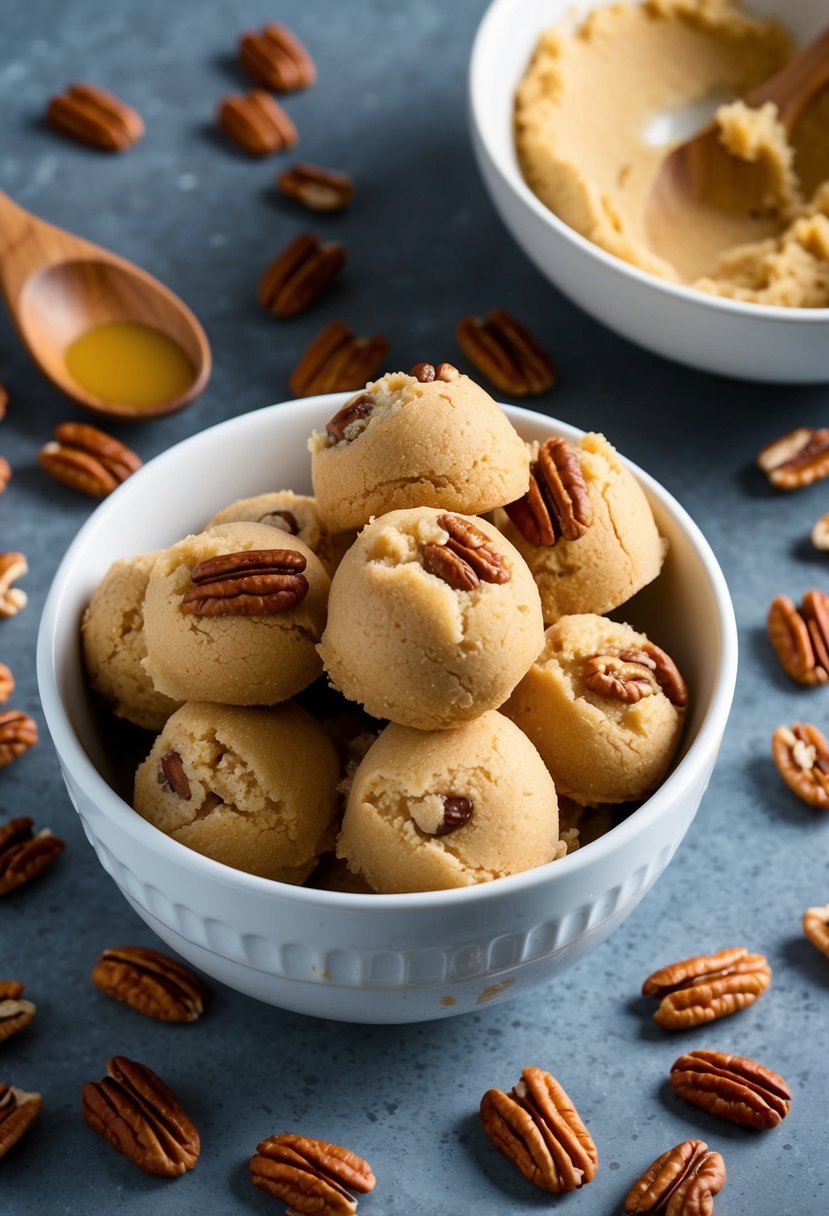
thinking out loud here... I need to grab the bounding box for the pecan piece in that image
[757,427,829,490]
[0,383,7,420]
[160,750,191,800]
[625,1139,726,1215]
[181,548,309,617]
[772,722,829,809]
[91,947,208,1023]
[803,904,829,959]
[812,513,829,550]
[767,591,829,685]
[251,1132,376,1214]
[259,509,300,534]
[259,232,345,317]
[0,663,14,704]
[239,23,316,92]
[480,1066,598,1193]
[410,795,474,836]
[435,796,474,836]
[0,456,10,494]
[46,83,144,151]
[325,392,375,444]
[670,1050,791,1129]
[0,710,37,767]
[585,651,659,703]
[0,553,27,619]
[278,162,354,211]
[290,321,389,397]
[0,1084,42,1160]
[0,817,64,895]
[0,981,36,1043]
[456,308,555,396]
[409,361,459,383]
[642,947,771,1029]
[505,437,591,547]
[38,422,141,499]
[217,89,298,156]
[82,1056,200,1176]
[423,513,511,590]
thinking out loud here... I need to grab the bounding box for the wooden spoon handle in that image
[747,23,829,135]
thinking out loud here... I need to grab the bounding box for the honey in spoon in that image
[65,321,195,411]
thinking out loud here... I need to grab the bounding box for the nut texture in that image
[325,392,375,444]
[670,1050,791,1130]
[46,82,144,151]
[624,1139,726,1215]
[505,437,590,546]
[0,552,28,618]
[642,947,771,1029]
[422,513,511,591]
[0,981,36,1043]
[277,162,354,211]
[480,1066,598,1193]
[0,664,14,704]
[584,643,687,707]
[768,590,829,685]
[456,308,555,396]
[217,89,298,156]
[180,548,309,617]
[239,23,316,92]
[0,1084,42,1160]
[0,710,37,767]
[758,427,829,489]
[91,947,208,1023]
[0,817,63,894]
[259,232,345,317]
[38,423,141,498]
[803,904,829,958]
[81,1056,200,1176]
[772,722,829,809]
[290,321,389,397]
[409,361,459,383]
[250,1132,376,1214]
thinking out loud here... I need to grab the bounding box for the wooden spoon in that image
[646,24,829,283]
[0,190,211,419]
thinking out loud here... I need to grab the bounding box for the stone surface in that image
[0,1,826,1213]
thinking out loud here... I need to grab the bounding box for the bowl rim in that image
[36,394,739,911]
[468,0,829,323]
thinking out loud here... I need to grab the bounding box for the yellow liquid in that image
[65,321,195,408]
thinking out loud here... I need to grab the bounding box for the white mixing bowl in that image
[469,0,829,382]
[37,397,737,1023]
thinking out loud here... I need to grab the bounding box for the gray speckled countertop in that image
[1,1,828,1213]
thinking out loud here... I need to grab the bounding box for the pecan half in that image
[91,947,208,1023]
[0,664,14,704]
[642,947,771,1029]
[421,514,510,592]
[480,1066,598,1193]
[278,162,354,211]
[409,361,459,383]
[0,981,36,1043]
[670,1051,791,1130]
[767,591,829,685]
[0,456,10,494]
[251,1133,376,1214]
[772,722,829,809]
[0,1084,42,1160]
[456,308,555,396]
[46,83,144,151]
[803,904,829,959]
[0,553,27,618]
[259,232,345,317]
[625,1139,726,1215]
[38,422,141,499]
[0,818,64,895]
[505,437,591,547]
[82,1056,200,1176]
[239,23,316,92]
[217,89,298,156]
[290,321,389,397]
[0,710,37,766]
[160,750,191,800]
[584,643,687,707]
[757,427,829,490]
[181,548,309,617]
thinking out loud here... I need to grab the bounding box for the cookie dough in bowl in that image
[206,490,353,577]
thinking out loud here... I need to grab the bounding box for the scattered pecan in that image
[0,817,63,895]
[251,1133,376,1214]
[290,321,389,397]
[0,664,14,704]
[421,514,511,592]
[409,362,459,383]
[670,1050,791,1130]
[160,750,191,800]
[0,456,10,494]
[772,722,829,809]
[181,548,309,617]
[456,308,555,396]
[505,437,590,547]
[325,392,375,444]
[0,1084,42,1160]
[803,904,829,959]
[0,710,37,767]
[38,422,141,499]
[767,590,829,685]
[277,162,354,211]
[82,1056,200,1176]
[480,1066,598,1193]
[239,23,316,92]
[624,1139,726,1215]
[812,513,829,550]
[217,89,298,156]
[259,233,345,317]
[0,553,27,619]
[0,383,7,420]
[757,427,829,490]
[642,947,771,1029]
[0,981,36,1043]
[46,83,144,151]
[91,947,208,1023]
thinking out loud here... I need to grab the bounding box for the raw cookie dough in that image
[318,507,544,730]
[206,490,353,576]
[143,521,329,706]
[308,365,529,532]
[81,551,182,731]
[504,614,687,805]
[337,711,562,892]
[134,701,339,882]
[494,432,665,623]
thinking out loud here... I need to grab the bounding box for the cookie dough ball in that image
[504,614,687,805]
[318,508,544,730]
[143,522,329,706]
[206,490,354,576]
[308,365,530,532]
[82,552,182,731]
[134,701,339,882]
[494,432,665,622]
[337,711,561,892]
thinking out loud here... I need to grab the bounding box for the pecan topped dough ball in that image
[142,521,329,706]
[307,364,530,533]
[205,489,354,577]
[504,613,687,805]
[317,508,545,730]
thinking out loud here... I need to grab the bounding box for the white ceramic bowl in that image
[469,0,829,383]
[37,397,737,1023]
